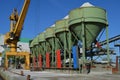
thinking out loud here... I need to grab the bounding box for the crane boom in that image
[13,0,30,38]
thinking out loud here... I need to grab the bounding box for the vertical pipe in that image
[30,48,33,68]
[53,38,55,67]
[106,26,110,64]
[69,31,72,68]
[38,45,39,54]
[38,45,43,67]
[43,42,46,68]
[33,47,36,69]
[40,44,42,66]
[64,32,67,67]
[55,38,58,68]
[82,22,86,64]
[90,44,93,61]
[52,38,54,67]
[36,45,39,67]
[38,45,42,68]
[40,43,44,68]
[34,45,37,67]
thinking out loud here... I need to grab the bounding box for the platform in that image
[0,68,120,80]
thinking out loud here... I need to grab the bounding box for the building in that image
[0,34,30,60]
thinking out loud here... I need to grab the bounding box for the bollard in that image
[27,75,31,80]
[21,70,24,76]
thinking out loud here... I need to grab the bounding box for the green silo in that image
[45,26,55,67]
[38,32,46,67]
[55,19,71,67]
[29,36,39,69]
[68,4,108,63]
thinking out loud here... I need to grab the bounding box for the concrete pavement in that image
[0,68,120,80]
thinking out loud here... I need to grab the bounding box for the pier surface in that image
[0,68,120,80]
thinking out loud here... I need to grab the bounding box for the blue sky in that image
[0,0,120,40]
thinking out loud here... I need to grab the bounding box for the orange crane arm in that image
[13,0,30,39]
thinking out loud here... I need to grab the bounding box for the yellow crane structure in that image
[4,0,30,70]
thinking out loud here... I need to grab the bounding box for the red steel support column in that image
[46,52,50,68]
[56,49,61,68]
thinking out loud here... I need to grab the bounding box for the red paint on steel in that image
[46,53,50,68]
[56,49,61,68]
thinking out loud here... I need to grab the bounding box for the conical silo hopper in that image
[55,19,70,67]
[45,26,55,67]
[55,19,69,49]
[68,3,108,49]
[38,32,46,68]
[45,26,55,53]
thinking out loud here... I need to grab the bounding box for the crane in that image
[4,0,30,70]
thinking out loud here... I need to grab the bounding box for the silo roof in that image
[80,2,94,7]
[63,15,69,19]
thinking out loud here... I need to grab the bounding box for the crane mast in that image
[4,0,30,70]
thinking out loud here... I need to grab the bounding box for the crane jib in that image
[13,0,30,38]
